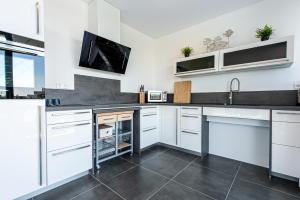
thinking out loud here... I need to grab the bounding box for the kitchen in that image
[1,0,300,200]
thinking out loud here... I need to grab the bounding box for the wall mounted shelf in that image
[174,36,294,77]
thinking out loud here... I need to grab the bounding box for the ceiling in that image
[83,0,263,38]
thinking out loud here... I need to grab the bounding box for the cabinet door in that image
[0,0,44,41]
[160,106,179,146]
[0,100,46,199]
[180,131,202,153]
[272,144,300,178]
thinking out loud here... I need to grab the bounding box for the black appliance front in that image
[0,31,45,99]
[79,31,131,74]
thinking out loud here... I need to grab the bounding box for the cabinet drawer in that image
[273,110,300,123]
[180,131,202,153]
[181,114,202,133]
[141,112,159,129]
[118,113,133,122]
[181,107,202,115]
[141,107,158,114]
[47,142,92,185]
[141,127,159,149]
[47,110,92,125]
[272,144,300,178]
[272,122,300,148]
[98,115,117,124]
[47,121,92,152]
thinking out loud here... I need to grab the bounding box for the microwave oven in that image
[147,91,167,102]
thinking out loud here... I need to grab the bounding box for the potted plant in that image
[181,46,193,57]
[256,25,274,41]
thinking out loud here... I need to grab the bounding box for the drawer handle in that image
[182,130,199,135]
[52,122,91,129]
[142,113,157,117]
[102,117,115,121]
[121,116,131,119]
[143,127,157,132]
[182,107,199,110]
[142,107,157,109]
[52,111,90,116]
[276,112,300,115]
[52,145,91,156]
[182,115,200,118]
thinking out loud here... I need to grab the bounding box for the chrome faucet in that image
[229,78,240,105]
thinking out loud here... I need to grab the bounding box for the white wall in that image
[88,0,121,43]
[45,0,157,93]
[75,23,157,92]
[44,0,88,90]
[155,0,300,93]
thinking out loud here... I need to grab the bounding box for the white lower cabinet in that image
[272,110,300,182]
[47,142,92,185]
[160,106,179,146]
[179,107,202,153]
[0,100,46,200]
[140,107,160,149]
[46,110,93,185]
[272,144,300,178]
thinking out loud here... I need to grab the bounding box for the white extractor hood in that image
[88,0,120,43]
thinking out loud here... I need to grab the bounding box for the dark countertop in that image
[46,103,300,112]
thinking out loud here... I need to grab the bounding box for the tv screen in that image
[79,31,131,74]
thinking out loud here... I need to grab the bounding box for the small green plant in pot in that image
[181,46,193,57]
[256,25,274,41]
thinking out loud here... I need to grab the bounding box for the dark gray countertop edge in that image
[46,103,300,112]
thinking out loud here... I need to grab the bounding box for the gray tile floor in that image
[34,145,300,200]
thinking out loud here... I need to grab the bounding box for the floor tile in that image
[72,184,123,200]
[194,154,241,176]
[34,175,99,200]
[237,163,300,197]
[160,148,198,162]
[106,166,169,200]
[227,179,299,200]
[141,153,190,178]
[121,145,168,164]
[150,181,213,200]
[174,163,233,199]
[94,157,135,182]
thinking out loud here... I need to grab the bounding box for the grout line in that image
[109,166,137,180]
[171,180,217,200]
[145,157,198,200]
[239,178,300,200]
[69,184,101,200]
[90,174,127,200]
[193,163,241,177]
[225,163,241,200]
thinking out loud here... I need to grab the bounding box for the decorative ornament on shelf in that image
[181,46,193,57]
[223,29,234,47]
[203,29,234,52]
[256,24,274,41]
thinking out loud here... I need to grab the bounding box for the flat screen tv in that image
[79,31,131,74]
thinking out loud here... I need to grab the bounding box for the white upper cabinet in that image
[219,36,294,72]
[174,36,294,77]
[174,51,219,76]
[0,0,44,41]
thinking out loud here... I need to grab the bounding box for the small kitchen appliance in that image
[147,90,168,102]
